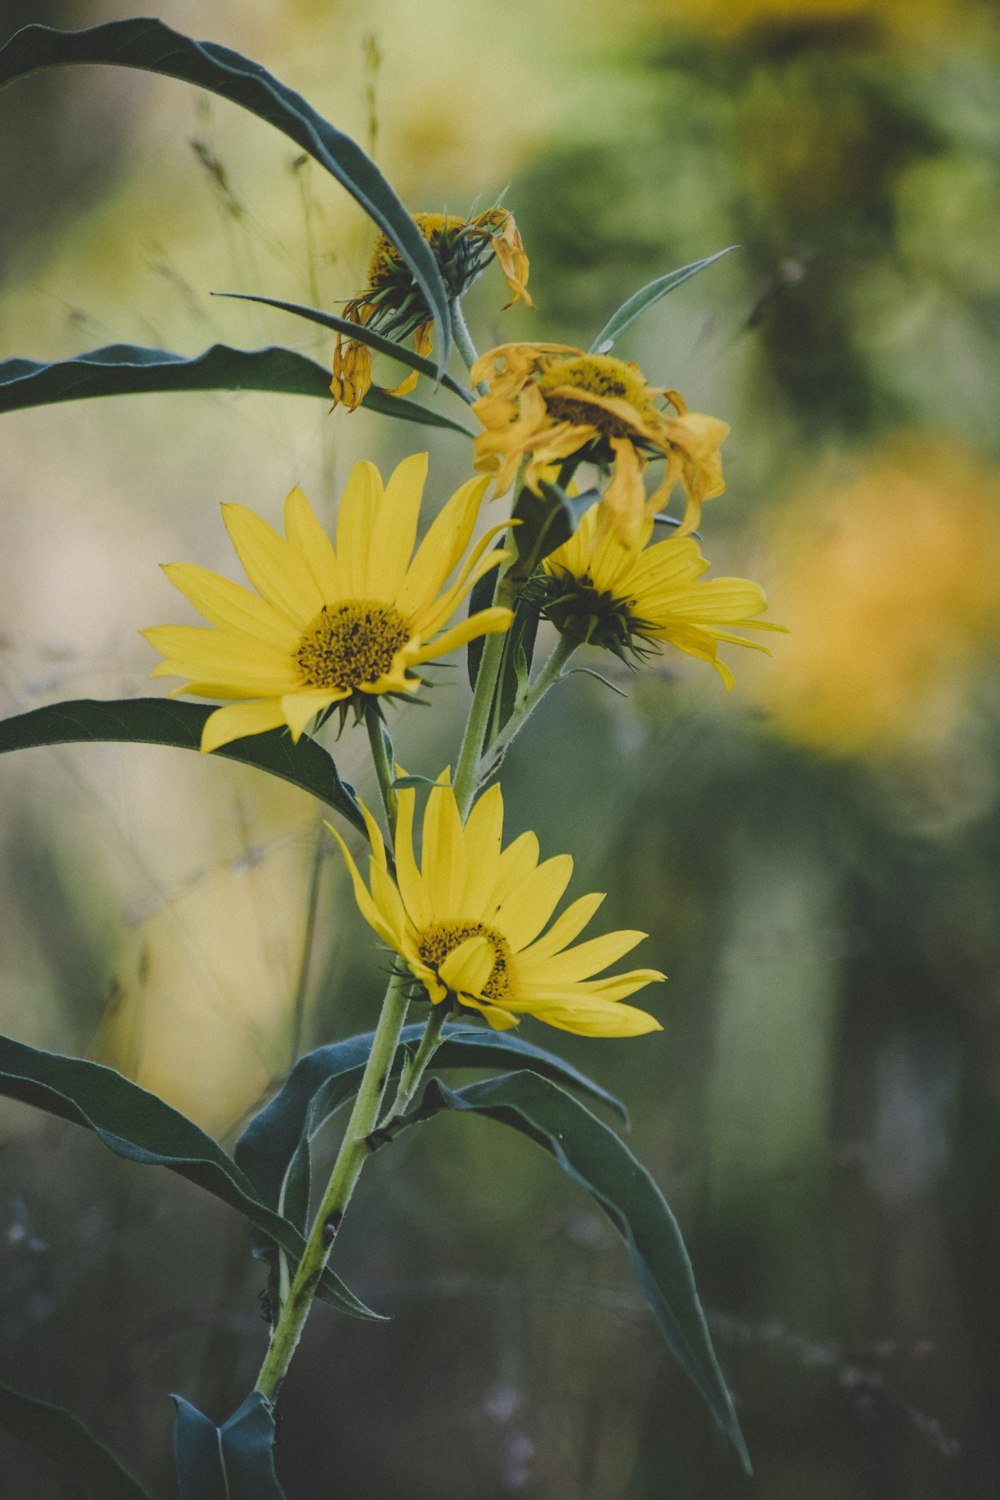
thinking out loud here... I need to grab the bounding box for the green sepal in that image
[0,17,451,375]
[589,247,738,355]
[215,292,475,407]
[400,1070,751,1472]
[0,1033,379,1320]
[172,1392,286,1499]
[0,1383,153,1500]
[0,698,367,836]
[0,344,472,435]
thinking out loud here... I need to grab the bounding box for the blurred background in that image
[1,0,999,1495]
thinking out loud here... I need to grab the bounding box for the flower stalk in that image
[255,969,411,1403]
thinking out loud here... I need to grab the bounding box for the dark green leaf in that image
[236,1024,626,1246]
[515,481,599,578]
[0,1383,152,1500]
[494,594,541,738]
[0,344,473,435]
[0,698,366,835]
[589,248,738,355]
[215,293,474,405]
[465,571,497,688]
[0,1033,379,1320]
[0,18,451,372]
[404,1071,750,1471]
[173,1393,286,1500]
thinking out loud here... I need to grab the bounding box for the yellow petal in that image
[161,564,300,651]
[282,486,343,601]
[520,929,648,985]
[335,461,384,596]
[497,854,573,950]
[439,934,494,997]
[221,504,324,627]
[515,996,662,1037]
[280,688,346,741]
[200,699,288,753]
[520,891,606,962]
[421,781,467,913]
[324,821,400,950]
[142,625,301,693]
[459,783,505,912]
[394,785,433,928]
[368,453,426,600]
[409,607,513,665]
[396,477,490,617]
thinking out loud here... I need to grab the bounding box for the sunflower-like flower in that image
[143,455,513,753]
[541,503,782,688]
[328,774,664,1037]
[332,209,533,410]
[472,344,729,546]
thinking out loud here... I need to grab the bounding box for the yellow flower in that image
[328,774,664,1038]
[332,209,533,410]
[472,344,729,546]
[542,504,781,688]
[143,455,514,753]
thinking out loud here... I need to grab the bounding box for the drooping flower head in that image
[541,503,782,688]
[472,343,729,546]
[143,455,513,752]
[328,774,664,1037]
[332,209,533,410]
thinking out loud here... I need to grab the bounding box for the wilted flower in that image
[471,344,728,546]
[332,209,532,409]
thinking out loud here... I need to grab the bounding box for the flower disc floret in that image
[142,455,514,752]
[472,343,729,546]
[542,503,784,687]
[327,774,664,1038]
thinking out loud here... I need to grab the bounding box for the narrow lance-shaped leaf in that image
[214,293,475,405]
[0,698,367,835]
[173,1393,286,1500]
[589,248,739,355]
[0,344,473,435]
[400,1071,751,1472]
[236,1022,627,1242]
[0,1033,379,1319]
[0,1384,153,1500]
[0,18,452,373]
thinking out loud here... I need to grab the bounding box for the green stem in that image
[255,970,410,1402]
[452,570,518,819]
[486,633,578,766]
[450,297,488,393]
[365,703,398,832]
[382,999,449,1125]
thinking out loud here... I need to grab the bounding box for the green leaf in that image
[589,248,739,355]
[0,1033,378,1320]
[494,595,541,737]
[236,1024,626,1247]
[0,344,473,435]
[0,18,451,374]
[515,481,599,577]
[0,1383,153,1500]
[404,1071,750,1471]
[173,1393,286,1500]
[215,293,475,406]
[0,698,367,835]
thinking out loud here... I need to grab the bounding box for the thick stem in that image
[452,571,518,819]
[255,970,410,1402]
[365,703,398,833]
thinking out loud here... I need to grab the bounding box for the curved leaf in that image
[589,248,739,355]
[215,293,475,405]
[0,18,451,371]
[173,1393,286,1500]
[0,344,473,434]
[236,1023,626,1242]
[0,698,366,835]
[403,1071,750,1471]
[0,1033,378,1320]
[517,480,600,577]
[0,1383,152,1500]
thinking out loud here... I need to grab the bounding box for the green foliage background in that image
[1,0,999,1495]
